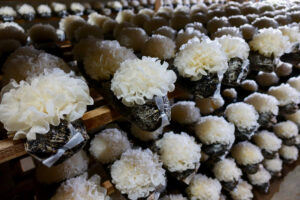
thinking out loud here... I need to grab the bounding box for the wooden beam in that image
[0,105,119,164]
[0,88,184,164]
[82,105,120,133]
[0,139,26,164]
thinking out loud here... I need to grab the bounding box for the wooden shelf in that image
[0,88,185,164]
[0,104,118,164]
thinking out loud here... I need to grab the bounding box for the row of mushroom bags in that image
[1,0,300,200]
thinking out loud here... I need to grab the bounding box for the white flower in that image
[111,148,166,200]
[111,57,176,106]
[0,68,93,140]
[249,28,291,57]
[216,35,249,60]
[174,38,228,81]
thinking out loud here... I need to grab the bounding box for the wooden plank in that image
[82,105,120,133]
[0,139,26,164]
[0,88,183,164]
[0,105,119,164]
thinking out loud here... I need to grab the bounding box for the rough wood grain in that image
[0,139,26,164]
[82,105,120,133]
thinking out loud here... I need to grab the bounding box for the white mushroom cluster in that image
[263,155,283,173]
[249,28,291,57]
[111,148,166,200]
[268,84,300,106]
[111,57,177,106]
[279,145,299,161]
[215,35,250,60]
[17,4,35,15]
[225,102,259,130]
[213,158,242,182]
[253,130,282,152]
[195,115,235,145]
[273,121,298,139]
[171,101,201,124]
[80,40,136,81]
[279,25,300,45]
[89,128,131,164]
[51,173,109,200]
[0,6,16,17]
[244,93,279,115]
[0,69,93,140]
[174,38,228,81]
[230,180,253,200]
[231,141,264,166]
[155,131,201,172]
[186,174,222,200]
[247,165,271,185]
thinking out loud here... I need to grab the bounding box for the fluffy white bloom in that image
[111,148,166,200]
[2,46,70,84]
[279,145,298,161]
[89,128,131,164]
[171,101,200,124]
[36,150,89,184]
[37,4,51,14]
[83,40,136,81]
[142,34,176,60]
[195,115,235,145]
[74,24,103,42]
[115,10,134,23]
[268,84,300,106]
[249,28,291,57]
[70,3,85,12]
[279,25,300,44]
[263,156,283,172]
[231,141,264,165]
[28,23,58,43]
[0,69,93,140]
[160,194,187,200]
[87,13,110,27]
[225,102,259,129]
[241,79,258,92]
[175,28,205,49]
[0,6,16,16]
[138,8,154,17]
[223,88,237,99]
[59,15,86,40]
[174,38,228,81]
[155,132,201,172]
[117,27,148,51]
[285,110,300,126]
[253,130,282,152]
[0,23,20,31]
[17,4,35,15]
[154,26,177,40]
[111,57,176,106]
[244,93,279,115]
[51,2,66,12]
[131,124,162,141]
[186,174,222,200]
[0,22,26,44]
[273,121,298,139]
[215,35,250,60]
[51,173,109,200]
[108,1,122,10]
[248,165,271,185]
[230,180,253,200]
[288,76,300,92]
[213,158,242,182]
